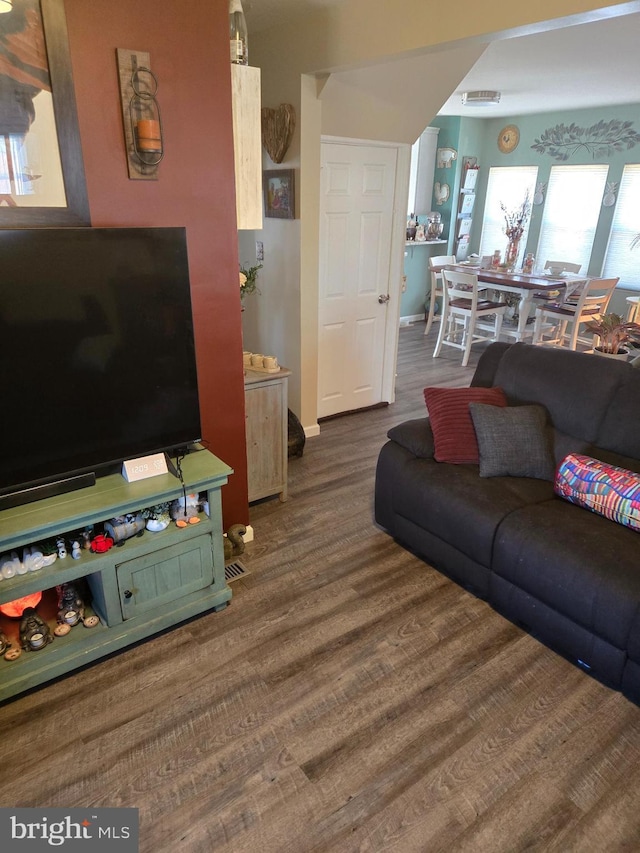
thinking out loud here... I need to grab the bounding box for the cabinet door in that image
[231,64,262,229]
[116,534,214,620]
[245,380,285,501]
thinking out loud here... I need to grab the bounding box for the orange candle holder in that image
[128,66,164,167]
[136,119,162,152]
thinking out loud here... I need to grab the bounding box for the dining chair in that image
[433,269,509,367]
[544,260,582,274]
[424,254,456,336]
[532,277,619,350]
[626,296,640,324]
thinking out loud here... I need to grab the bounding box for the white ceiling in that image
[242,2,640,118]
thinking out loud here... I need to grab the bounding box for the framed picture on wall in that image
[0,0,89,225]
[460,193,475,216]
[263,168,295,219]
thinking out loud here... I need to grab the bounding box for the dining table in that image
[438,263,590,343]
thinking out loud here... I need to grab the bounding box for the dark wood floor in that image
[2,324,640,852]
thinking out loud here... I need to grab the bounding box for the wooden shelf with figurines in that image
[0,449,231,701]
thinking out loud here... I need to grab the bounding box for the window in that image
[536,165,609,274]
[479,167,538,260]
[602,164,640,290]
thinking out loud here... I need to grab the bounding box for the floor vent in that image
[225,560,251,583]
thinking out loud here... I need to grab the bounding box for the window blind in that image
[535,164,609,275]
[478,167,538,261]
[602,164,640,290]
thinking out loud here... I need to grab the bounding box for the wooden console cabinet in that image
[244,367,291,502]
[0,448,232,702]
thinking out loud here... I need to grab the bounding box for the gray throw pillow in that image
[468,403,556,480]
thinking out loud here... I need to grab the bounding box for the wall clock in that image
[498,125,520,154]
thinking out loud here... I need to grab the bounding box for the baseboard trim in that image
[304,424,320,438]
[318,402,389,422]
[399,313,424,326]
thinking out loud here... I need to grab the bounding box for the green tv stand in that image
[0,448,232,703]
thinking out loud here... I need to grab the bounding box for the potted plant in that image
[239,263,263,303]
[583,312,640,359]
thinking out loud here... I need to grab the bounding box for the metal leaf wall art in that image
[531,119,640,161]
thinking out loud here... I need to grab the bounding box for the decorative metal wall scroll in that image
[531,119,640,161]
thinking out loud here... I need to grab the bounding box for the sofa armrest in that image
[387,418,435,458]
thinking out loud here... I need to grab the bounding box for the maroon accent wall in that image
[63,0,249,527]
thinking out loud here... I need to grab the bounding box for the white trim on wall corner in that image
[400,314,424,326]
[304,424,320,438]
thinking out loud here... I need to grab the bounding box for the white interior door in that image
[318,140,399,418]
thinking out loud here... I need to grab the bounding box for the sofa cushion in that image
[392,455,553,569]
[423,385,507,464]
[555,453,640,532]
[491,343,628,445]
[469,403,555,480]
[470,342,512,388]
[492,499,640,651]
[596,368,640,460]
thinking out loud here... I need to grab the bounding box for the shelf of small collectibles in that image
[0,492,212,664]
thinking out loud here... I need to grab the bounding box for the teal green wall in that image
[401,241,446,318]
[401,115,461,318]
[472,104,640,273]
[401,103,640,320]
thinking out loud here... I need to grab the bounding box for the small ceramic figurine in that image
[57,582,86,627]
[171,493,201,528]
[144,503,171,532]
[90,533,114,553]
[0,630,11,656]
[81,526,94,550]
[224,523,247,562]
[22,545,44,572]
[104,514,146,546]
[20,607,54,651]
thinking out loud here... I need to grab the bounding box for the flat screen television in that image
[0,226,202,509]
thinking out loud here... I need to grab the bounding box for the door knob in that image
[123,590,133,599]
[378,294,390,304]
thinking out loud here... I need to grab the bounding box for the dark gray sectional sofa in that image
[375,342,640,704]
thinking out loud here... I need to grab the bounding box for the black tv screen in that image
[0,227,202,504]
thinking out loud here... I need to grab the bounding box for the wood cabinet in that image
[231,64,262,230]
[0,449,232,702]
[244,367,291,502]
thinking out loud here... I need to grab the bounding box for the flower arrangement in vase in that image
[500,190,531,270]
[239,263,263,303]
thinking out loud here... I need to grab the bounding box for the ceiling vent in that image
[461,90,501,106]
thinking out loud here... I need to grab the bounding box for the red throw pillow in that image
[423,386,507,464]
